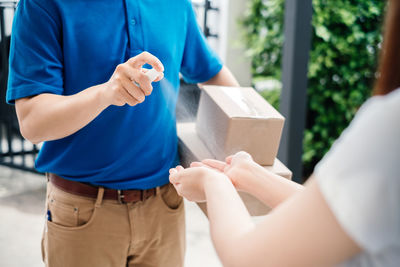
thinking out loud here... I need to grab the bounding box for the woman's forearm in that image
[203,177,360,267]
[16,84,108,144]
[204,176,255,266]
[240,164,304,209]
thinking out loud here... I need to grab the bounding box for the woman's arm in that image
[239,164,304,208]
[170,168,361,267]
[202,151,303,208]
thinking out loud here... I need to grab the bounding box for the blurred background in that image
[0,0,386,266]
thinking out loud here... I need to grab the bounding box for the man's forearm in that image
[199,65,240,87]
[16,84,108,144]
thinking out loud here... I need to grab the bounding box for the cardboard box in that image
[196,86,285,166]
[177,122,292,216]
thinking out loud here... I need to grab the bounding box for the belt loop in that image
[45,173,49,182]
[95,187,105,208]
[156,186,161,196]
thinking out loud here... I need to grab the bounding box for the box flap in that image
[202,86,284,120]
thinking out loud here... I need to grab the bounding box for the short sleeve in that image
[180,1,223,84]
[314,90,400,253]
[6,0,64,104]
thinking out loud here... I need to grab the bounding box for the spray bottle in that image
[136,68,177,118]
[134,68,163,88]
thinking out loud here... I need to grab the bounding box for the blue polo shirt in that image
[7,0,222,189]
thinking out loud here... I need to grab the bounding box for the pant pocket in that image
[47,185,96,228]
[48,197,79,227]
[158,183,184,212]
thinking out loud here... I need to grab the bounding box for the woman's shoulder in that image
[314,88,400,182]
[314,89,400,256]
[359,88,400,120]
[339,88,400,148]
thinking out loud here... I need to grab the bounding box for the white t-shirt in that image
[314,89,400,267]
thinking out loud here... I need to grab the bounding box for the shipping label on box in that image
[196,86,284,165]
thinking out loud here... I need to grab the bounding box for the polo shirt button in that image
[131,19,137,26]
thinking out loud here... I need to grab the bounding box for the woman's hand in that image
[199,151,269,192]
[200,151,304,208]
[169,165,228,202]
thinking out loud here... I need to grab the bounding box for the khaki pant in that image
[42,181,185,267]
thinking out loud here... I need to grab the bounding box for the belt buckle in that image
[117,190,144,204]
[117,190,125,204]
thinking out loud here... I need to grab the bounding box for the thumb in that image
[232,151,253,163]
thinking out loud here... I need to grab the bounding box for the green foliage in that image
[253,76,281,109]
[241,0,385,176]
[241,0,285,78]
[259,87,280,110]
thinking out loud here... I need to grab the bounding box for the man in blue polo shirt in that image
[7,0,239,266]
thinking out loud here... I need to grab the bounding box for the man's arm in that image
[198,66,240,87]
[15,52,163,144]
[17,86,107,144]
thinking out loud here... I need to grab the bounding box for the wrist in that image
[95,83,112,109]
[236,163,267,193]
[204,172,231,193]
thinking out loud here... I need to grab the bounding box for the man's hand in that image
[101,52,164,107]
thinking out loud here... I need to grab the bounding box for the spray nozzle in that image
[144,68,163,82]
[134,68,163,89]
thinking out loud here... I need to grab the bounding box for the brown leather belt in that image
[48,173,157,204]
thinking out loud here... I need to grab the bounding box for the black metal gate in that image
[0,0,40,173]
